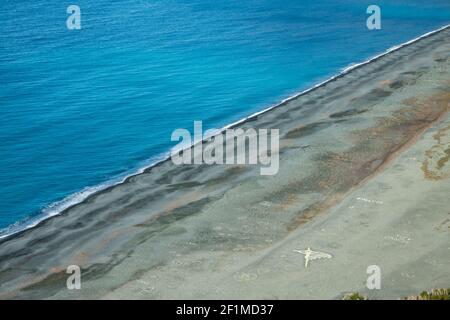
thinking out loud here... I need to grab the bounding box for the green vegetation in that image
[343,288,450,300]
[405,288,450,300]
[343,293,367,300]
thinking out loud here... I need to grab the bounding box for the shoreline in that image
[1,23,449,242]
[0,24,449,299]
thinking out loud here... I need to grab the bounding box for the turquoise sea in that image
[0,0,449,237]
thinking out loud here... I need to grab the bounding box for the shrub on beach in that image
[405,288,450,300]
[342,288,450,300]
[342,293,367,300]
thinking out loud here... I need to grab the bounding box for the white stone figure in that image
[293,247,332,268]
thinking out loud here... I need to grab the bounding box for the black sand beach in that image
[0,26,449,299]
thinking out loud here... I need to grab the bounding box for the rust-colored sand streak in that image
[288,92,450,231]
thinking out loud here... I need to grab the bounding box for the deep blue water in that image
[0,0,449,236]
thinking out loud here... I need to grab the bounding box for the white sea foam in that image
[1,23,449,240]
[0,152,170,240]
[223,23,450,131]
